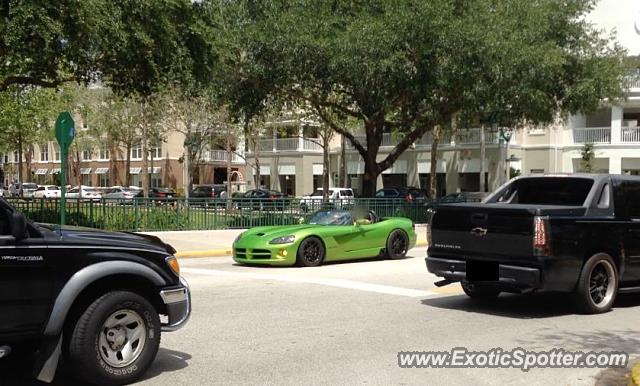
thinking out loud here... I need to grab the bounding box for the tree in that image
[223,0,627,196]
[580,143,595,173]
[0,86,57,183]
[0,0,221,96]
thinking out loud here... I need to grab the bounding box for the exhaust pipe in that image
[434,279,456,287]
[0,345,11,359]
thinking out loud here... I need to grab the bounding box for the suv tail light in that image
[533,216,550,256]
[405,194,413,203]
[211,190,216,198]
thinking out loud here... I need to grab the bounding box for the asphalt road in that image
[3,246,640,385]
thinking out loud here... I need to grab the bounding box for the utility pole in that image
[479,125,486,193]
[226,124,232,203]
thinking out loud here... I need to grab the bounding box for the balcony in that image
[346,128,502,149]
[572,127,611,144]
[625,74,640,93]
[204,150,244,163]
[249,137,323,153]
[621,127,640,143]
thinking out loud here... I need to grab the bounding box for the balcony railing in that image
[621,127,640,143]
[249,137,323,153]
[572,127,611,144]
[346,128,502,149]
[625,74,640,91]
[206,150,244,163]
[455,128,500,145]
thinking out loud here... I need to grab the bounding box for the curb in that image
[176,239,428,259]
[629,361,640,386]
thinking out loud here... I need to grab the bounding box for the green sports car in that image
[232,210,417,267]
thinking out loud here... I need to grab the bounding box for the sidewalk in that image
[145,224,428,258]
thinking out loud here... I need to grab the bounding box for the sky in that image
[587,0,640,56]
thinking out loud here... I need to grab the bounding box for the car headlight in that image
[234,232,246,244]
[269,235,295,244]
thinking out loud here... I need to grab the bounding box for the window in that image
[131,143,143,159]
[150,142,162,159]
[98,173,109,187]
[54,145,60,161]
[13,151,19,163]
[597,184,610,209]
[40,144,49,162]
[530,169,545,174]
[99,147,110,160]
[490,177,594,206]
[82,148,92,161]
[615,180,640,219]
[81,174,91,186]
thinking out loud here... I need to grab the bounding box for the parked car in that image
[425,192,466,209]
[190,184,227,199]
[33,185,61,199]
[20,182,38,198]
[0,196,190,384]
[103,186,139,202]
[233,189,289,210]
[66,186,102,201]
[233,209,416,266]
[374,187,427,205]
[426,174,640,314]
[299,188,355,212]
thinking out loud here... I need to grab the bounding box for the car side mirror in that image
[10,212,27,240]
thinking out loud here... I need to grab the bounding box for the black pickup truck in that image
[0,197,191,384]
[426,174,640,314]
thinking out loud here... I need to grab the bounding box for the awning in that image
[148,166,161,174]
[417,160,447,174]
[381,160,407,174]
[252,165,271,176]
[347,161,364,174]
[129,167,141,175]
[312,164,323,176]
[50,168,61,174]
[278,164,295,175]
[80,168,92,175]
[95,168,109,174]
[35,169,48,175]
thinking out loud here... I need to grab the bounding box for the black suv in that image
[0,197,190,384]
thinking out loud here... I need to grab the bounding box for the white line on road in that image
[181,267,436,298]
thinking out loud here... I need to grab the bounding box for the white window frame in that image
[40,144,49,162]
[131,143,143,160]
[99,147,110,161]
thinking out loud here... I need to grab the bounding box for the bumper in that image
[426,257,541,292]
[232,243,298,266]
[159,276,191,332]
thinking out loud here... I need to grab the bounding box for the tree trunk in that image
[339,134,346,187]
[17,135,23,184]
[253,140,261,188]
[141,139,149,198]
[479,124,486,193]
[361,155,379,198]
[109,143,117,186]
[226,125,232,201]
[322,137,330,199]
[429,127,440,200]
[125,144,131,187]
[183,144,191,198]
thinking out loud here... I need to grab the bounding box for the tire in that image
[67,291,161,385]
[296,237,325,267]
[461,281,501,299]
[386,229,409,260]
[573,253,618,314]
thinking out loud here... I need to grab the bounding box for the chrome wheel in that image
[589,260,615,307]
[98,309,147,368]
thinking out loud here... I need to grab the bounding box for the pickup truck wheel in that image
[461,281,501,299]
[574,254,618,314]
[386,230,409,259]
[67,291,161,385]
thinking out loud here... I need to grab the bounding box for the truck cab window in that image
[0,211,9,235]
[597,184,610,209]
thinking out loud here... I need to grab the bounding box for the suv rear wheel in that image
[67,291,161,385]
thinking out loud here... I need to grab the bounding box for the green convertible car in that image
[232,209,417,267]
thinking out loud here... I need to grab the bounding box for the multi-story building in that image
[1,128,247,193]
[246,0,640,197]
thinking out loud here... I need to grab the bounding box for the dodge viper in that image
[232,209,417,266]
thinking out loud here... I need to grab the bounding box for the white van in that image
[299,188,355,212]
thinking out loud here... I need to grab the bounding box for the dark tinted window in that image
[616,180,640,219]
[493,177,594,206]
[193,186,211,193]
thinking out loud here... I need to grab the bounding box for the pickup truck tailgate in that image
[429,203,585,265]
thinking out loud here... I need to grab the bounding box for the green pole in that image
[60,150,67,226]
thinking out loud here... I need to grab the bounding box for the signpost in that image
[54,112,75,226]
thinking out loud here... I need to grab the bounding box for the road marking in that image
[182,267,437,298]
[431,284,464,295]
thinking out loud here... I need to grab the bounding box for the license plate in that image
[466,260,499,281]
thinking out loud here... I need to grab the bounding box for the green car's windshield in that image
[307,210,353,225]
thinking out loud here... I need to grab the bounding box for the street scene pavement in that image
[3,245,638,385]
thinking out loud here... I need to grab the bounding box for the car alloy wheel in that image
[386,230,409,259]
[297,237,325,267]
[588,260,615,307]
[98,309,147,368]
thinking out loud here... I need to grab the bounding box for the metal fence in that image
[5,197,433,232]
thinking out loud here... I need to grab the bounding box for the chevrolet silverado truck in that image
[0,197,191,384]
[426,174,640,314]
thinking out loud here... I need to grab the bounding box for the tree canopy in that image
[224,0,628,196]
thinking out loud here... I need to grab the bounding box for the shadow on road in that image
[231,254,418,268]
[0,347,191,385]
[420,292,640,319]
